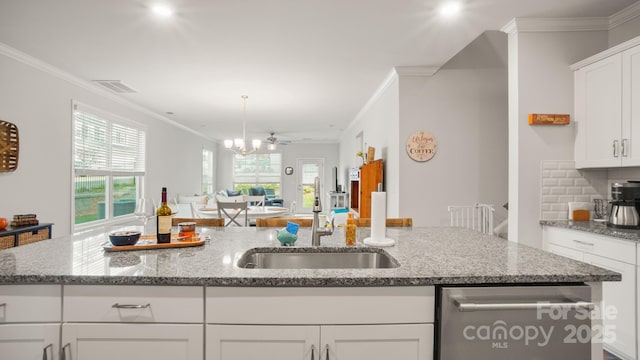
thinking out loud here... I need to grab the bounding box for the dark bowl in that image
[108,231,142,246]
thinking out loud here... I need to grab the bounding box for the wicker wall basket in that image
[0,120,19,172]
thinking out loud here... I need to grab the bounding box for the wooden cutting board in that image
[103,234,205,252]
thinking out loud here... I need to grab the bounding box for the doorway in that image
[295,158,324,214]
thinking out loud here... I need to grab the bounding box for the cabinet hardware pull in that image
[614,140,620,157]
[112,303,150,309]
[42,343,52,360]
[61,343,71,360]
[325,344,330,360]
[572,240,594,246]
[311,344,315,360]
[455,299,594,312]
[622,139,629,157]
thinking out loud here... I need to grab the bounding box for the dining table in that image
[197,205,290,219]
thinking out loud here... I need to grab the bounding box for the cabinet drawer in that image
[0,234,14,249]
[63,285,203,323]
[543,227,635,264]
[207,286,434,324]
[0,285,61,322]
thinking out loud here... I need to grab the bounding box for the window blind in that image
[73,104,145,175]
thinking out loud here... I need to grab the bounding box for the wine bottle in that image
[156,187,172,243]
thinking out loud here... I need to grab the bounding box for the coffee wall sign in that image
[406,130,437,162]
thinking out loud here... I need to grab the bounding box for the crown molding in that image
[0,41,215,142]
[394,66,440,77]
[570,35,640,70]
[610,1,640,29]
[501,17,609,34]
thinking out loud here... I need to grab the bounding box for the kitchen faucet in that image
[311,176,334,246]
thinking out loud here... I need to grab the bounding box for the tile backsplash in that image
[540,160,608,220]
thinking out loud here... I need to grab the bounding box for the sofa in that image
[249,186,284,207]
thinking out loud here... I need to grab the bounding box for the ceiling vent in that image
[92,80,137,93]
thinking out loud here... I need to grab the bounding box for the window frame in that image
[71,101,147,231]
[231,152,283,195]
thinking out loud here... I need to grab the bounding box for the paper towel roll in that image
[370,192,386,241]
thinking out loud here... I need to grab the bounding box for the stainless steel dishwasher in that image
[438,285,595,360]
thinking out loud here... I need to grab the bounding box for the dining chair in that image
[171,218,224,227]
[353,218,413,227]
[255,217,313,227]
[217,201,249,226]
[243,195,265,208]
[189,202,202,218]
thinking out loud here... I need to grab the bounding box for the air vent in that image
[92,80,137,93]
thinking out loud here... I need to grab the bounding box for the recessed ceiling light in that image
[152,4,173,17]
[439,2,461,17]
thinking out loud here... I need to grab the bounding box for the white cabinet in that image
[61,285,203,360]
[207,324,433,360]
[542,226,636,359]
[206,286,435,360]
[0,285,61,360]
[574,37,640,168]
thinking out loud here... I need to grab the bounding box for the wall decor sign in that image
[406,130,437,162]
[528,113,570,125]
[0,120,19,172]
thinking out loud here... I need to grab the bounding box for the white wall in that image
[0,48,217,237]
[340,31,508,226]
[506,29,609,247]
[339,74,400,216]
[398,31,508,227]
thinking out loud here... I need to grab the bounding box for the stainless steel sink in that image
[236,247,400,269]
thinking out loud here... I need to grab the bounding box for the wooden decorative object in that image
[359,159,384,218]
[0,120,19,172]
[528,114,570,125]
[366,146,375,164]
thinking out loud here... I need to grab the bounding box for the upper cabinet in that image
[574,37,640,168]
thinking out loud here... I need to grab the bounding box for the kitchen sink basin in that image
[236,247,400,269]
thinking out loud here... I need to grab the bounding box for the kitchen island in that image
[0,226,619,360]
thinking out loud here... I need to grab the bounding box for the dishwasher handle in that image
[454,299,595,312]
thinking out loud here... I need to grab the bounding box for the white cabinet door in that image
[62,323,203,360]
[322,324,434,360]
[0,324,59,360]
[575,53,622,168]
[583,253,636,360]
[206,325,319,360]
[622,45,640,166]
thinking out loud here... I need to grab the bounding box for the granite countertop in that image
[0,225,620,287]
[540,220,640,242]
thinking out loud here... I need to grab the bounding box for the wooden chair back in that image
[172,218,224,227]
[217,201,248,226]
[353,218,412,227]
[255,217,313,227]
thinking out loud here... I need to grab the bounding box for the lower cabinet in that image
[61,285,204,360]
[62,323,203,360]
[543,226,636,360]
[0,324,60,360]
[207,324,433,360]
[206,286,435,360]
[0,284,61,360]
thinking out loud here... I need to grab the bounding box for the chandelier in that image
[224,95,261,155]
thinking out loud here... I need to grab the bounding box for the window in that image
[202,148,214,195]
[73,102,146,227]
[232,153,282,195]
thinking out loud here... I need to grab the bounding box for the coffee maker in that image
[608,182,640,229]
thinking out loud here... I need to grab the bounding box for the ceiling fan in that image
[265,132,290,150]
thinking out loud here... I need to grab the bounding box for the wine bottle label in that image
[157,215,172,243]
